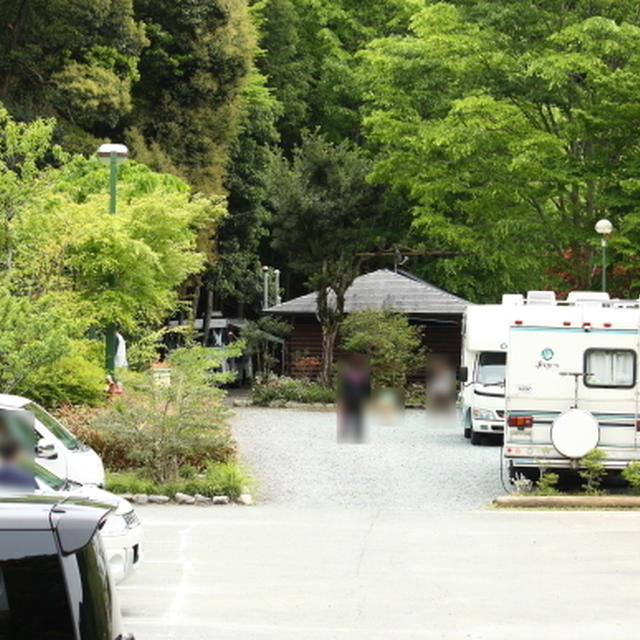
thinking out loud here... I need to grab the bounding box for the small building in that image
[265,269,469,378]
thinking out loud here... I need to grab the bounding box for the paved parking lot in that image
[119,408,640,639]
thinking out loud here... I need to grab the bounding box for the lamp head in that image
[97,143,129,164]
[595,219,613,236]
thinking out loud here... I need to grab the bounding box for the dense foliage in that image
[4,0,640,387]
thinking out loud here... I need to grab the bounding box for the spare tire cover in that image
[551,409,599,459]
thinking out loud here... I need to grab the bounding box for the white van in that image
[504,292,640,479]
[460,300,514,444]
[0,394,105,486]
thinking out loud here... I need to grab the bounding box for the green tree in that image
[0,0,146,152]
[265,133,384,383]
[129,0,255,194]
[340,310,425,389]
[361,3,640,299]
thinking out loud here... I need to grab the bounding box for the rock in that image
[148,494,170,504]
[119,493,133,501]
[132,494,148,505]
[236,494,253,506]
[212,495,230,505]
[195,494,213,505]
[174,492,196,505]
[284,401,298,409]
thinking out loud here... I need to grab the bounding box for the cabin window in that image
[584,349,636,388]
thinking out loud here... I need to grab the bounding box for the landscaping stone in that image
[148,495,170,504]
[237,494,253,505]
[174,492,196,505]
[212,495,230,505]
[195,494,213,505]
[132,494,149,505]
[119,493,133,501]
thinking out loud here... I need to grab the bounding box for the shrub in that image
[251,375,335,406]
[536,471,560,496]
[622,462,640,494]
[88,346,237,481]
[340,310,425,389]
[579,448,607,495]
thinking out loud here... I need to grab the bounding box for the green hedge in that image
[251,376,335,406]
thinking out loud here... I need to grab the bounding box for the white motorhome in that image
[504,291,640,479]
[460,298,515,444]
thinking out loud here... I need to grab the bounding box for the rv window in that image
[476,352,506,385]
[584,349,636,388]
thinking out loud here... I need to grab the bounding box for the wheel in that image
[470,429,481,445]
[463,409,471,439]
[464,426,471,439]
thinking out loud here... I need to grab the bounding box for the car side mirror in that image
[457,366,469,383]
[36,439,58,460]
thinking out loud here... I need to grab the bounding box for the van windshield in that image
[476,352,506,385]
[25,403,80,451]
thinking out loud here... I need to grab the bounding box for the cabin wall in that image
[283,314,462,379]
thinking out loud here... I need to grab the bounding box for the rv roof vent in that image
[526,290,556,305]
[566,291,610,305]
[502,294,524,306]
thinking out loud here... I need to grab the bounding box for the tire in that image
[470,429,481,445]
[464,426,471,439]
[463,409,471,439]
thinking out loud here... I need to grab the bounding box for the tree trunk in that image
[320,320,339,385]
[202,287,213,346]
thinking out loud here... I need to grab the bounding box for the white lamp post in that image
[595,219,613,293]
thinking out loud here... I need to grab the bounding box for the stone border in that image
[494,495,640,509]
[120,493,253,506]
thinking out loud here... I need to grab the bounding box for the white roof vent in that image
[566,291,610,305]
[526,290,556,305]
[502,294,524,306]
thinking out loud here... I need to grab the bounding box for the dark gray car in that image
[0,494,134,639]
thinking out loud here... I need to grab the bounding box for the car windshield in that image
[476,352,506,385]
[25,403,80,451]
[31,462,66,491]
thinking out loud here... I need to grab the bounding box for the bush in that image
[622,462,640,494]
[86,346,237,482]
[340,310,425,389]
[106,462,252,501]
[251,375,335,406]
[579,448,607,495]
[536,471,560,496]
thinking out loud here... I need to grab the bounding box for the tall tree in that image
[265,133,384,382]
[129,0,255,194]
[0,0,146,151]
[361,3,640,299]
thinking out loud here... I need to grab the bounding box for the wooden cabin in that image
[264,269,468,378]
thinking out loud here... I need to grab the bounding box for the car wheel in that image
[470,429,481,445]
[464,426,471,439]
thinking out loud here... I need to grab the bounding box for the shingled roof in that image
[265,269,468,316]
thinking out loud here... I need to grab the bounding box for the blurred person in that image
[337,353,371,443]
[427,355,455,411]
[0,435,37,491]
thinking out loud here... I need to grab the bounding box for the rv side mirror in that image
[457,366,469,383]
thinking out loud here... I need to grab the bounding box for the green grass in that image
[106,461,253,501]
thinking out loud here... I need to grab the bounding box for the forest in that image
[2,0,640,401]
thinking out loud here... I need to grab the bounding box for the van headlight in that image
[473,408,495,421]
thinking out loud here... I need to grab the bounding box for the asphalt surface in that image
[118,408,640,640]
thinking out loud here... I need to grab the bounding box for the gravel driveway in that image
[231,407,503,510]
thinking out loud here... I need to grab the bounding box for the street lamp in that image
[97,143,128,375]
[595,218,613,293]
[262,266,270,309]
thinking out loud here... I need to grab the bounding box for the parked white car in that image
[0,394,105,486]
[32,461,143,583]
